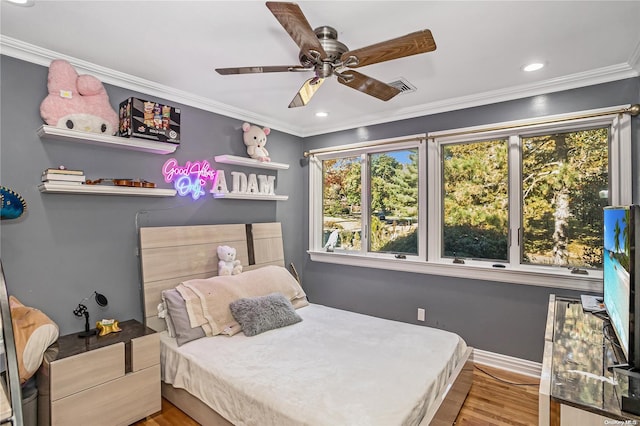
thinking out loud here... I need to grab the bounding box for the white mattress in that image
[161,304,467,426]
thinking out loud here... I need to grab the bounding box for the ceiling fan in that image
[215,1,437,108]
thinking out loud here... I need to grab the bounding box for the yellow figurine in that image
[96,319,121,336]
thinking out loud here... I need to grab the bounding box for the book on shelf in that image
[43,168,84,176]
[41,180,83,185]
[41,173,85,182]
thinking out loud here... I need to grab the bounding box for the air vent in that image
[387,77,417,94]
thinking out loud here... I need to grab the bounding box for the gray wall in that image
[2,53,638,363]
[0,55,305,335]
[301,78,640,362]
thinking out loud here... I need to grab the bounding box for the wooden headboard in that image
[139,222,284,331]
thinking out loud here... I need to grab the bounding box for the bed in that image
[139,222,473,426]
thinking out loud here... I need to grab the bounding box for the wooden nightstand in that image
[37,319,160,426]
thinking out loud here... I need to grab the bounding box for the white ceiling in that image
[1,1,639,137]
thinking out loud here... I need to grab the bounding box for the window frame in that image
[310,135,426,260]
[308,106,632,292]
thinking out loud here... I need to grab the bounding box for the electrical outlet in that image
[417,308,426,322]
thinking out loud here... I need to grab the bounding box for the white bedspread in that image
[161,304,467,426]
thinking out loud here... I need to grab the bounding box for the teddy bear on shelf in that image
[242,122,271,162]
[40,59,118,135]
[217,245,243,276]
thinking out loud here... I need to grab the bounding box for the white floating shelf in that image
[37,125,178,154]
[214,154,289,170]
[212,192,288,201]
[38,182,177,197]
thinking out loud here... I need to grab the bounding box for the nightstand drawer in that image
[51,364,161,426]
[38,320,159,426]
[132,332,159,372]
[49,343,125,400]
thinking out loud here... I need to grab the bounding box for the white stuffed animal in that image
[242,122,271,162]
[217,245,243,276]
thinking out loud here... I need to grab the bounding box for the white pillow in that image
[157,298,176,338]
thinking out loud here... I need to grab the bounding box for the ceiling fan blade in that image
[266,2,328,60]
[288,77,325,108]
[341,29,436,68]
[336,70,400,101]
[216,65,311,75]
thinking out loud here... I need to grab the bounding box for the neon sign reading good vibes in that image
[162,158,217,200]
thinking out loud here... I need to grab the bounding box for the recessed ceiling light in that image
[3,0,35,6]
[523,62,545,72]
[315,112,329,118]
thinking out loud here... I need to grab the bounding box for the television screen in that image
[603,205,637,366]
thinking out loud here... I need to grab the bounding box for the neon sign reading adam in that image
[162,158,216,200]
[162,158,277,199]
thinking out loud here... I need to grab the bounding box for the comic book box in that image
[118,97,180,143]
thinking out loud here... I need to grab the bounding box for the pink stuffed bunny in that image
[40,59,118,135]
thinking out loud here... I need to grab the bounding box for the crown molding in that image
[0,35,301,136]
[301,63,639,136]
[2,35,638,138]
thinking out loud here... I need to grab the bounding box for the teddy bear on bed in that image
[242,122,271,162]
[40,59,118,135]
[217,245,243,276]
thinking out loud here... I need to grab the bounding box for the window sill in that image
[307,250,602,292]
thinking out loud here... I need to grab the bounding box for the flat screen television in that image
[603,205,639,369]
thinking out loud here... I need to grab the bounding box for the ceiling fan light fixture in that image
[523,62,545,72]
[219,2,437,107]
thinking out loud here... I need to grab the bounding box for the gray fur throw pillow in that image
[229,292,302,336]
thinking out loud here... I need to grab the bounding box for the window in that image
[308,106,632,291]
[315,138,423,257]
[442,139,509,261]
[322,156,361,252]
[368,149,419,255]
[520,128,608,269]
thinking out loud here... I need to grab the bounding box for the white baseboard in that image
[473,348,542,378]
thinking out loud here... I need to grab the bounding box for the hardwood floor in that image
[134,364,540,426]
[455,364,540,426]
[133,398,199,426]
